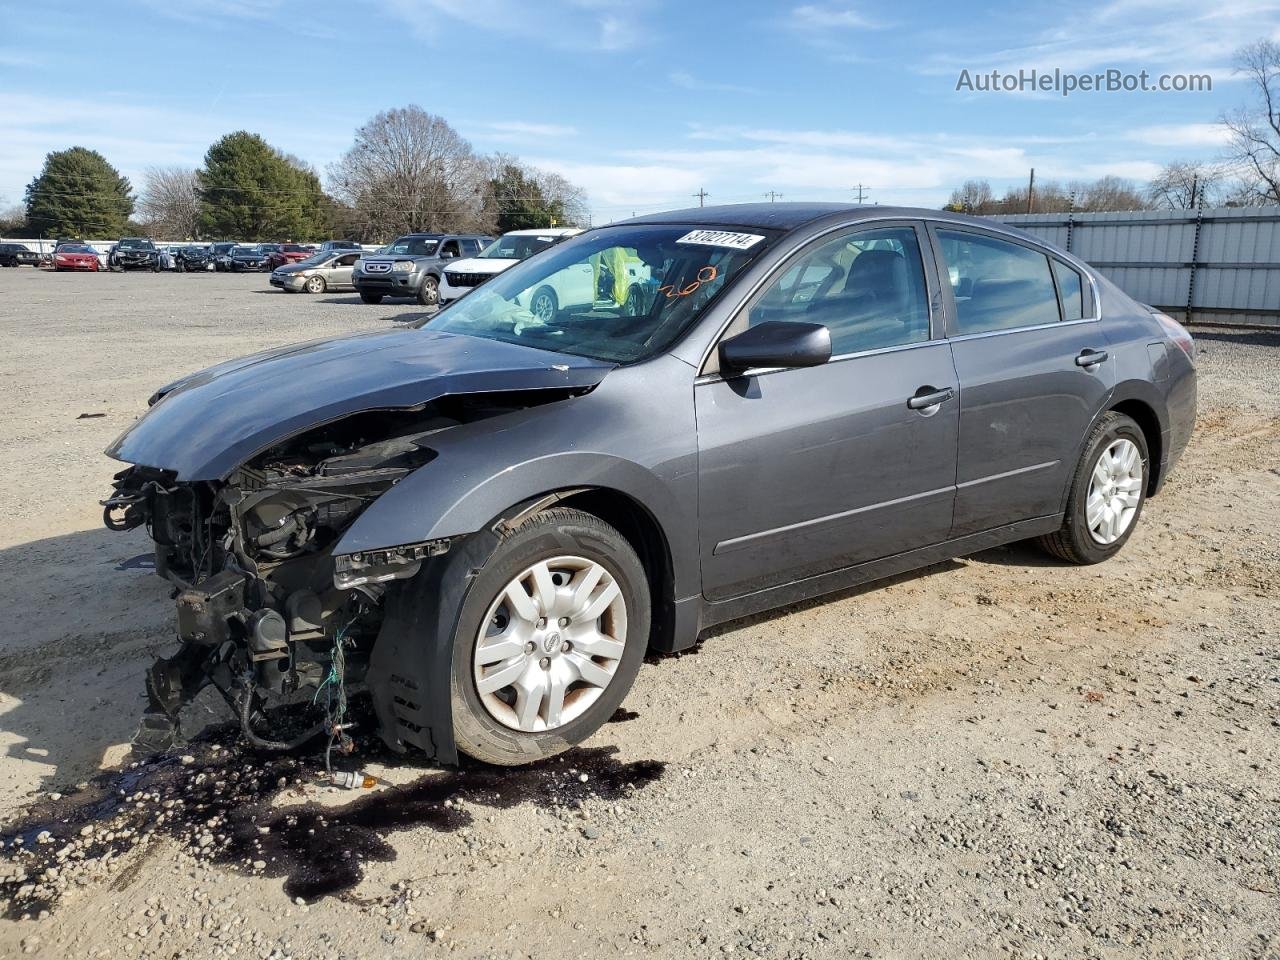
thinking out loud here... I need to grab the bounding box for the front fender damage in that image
[102,387,593,762]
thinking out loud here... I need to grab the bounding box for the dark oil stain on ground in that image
[0,704,663,917]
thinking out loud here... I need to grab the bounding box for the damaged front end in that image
[103,409,458,757]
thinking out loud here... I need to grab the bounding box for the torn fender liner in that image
[106,328,614,481]
[369,524,507,766]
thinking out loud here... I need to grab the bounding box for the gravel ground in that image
[0,269,1276,959]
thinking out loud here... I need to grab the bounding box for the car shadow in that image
[1186,326,1280,349]
[0,526,178,801]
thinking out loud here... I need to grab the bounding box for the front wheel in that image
[304,275,326,294]
[1037,411,1148,564]
[529,286,558,323]
[417,274,439,306]
[447,508,649,766]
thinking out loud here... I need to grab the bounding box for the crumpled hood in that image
[107,328,615,480]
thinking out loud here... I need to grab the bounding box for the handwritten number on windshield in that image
[658,265,718,300]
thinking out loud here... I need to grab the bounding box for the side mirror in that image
[718,321,831,375]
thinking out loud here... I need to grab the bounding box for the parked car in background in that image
[53,243,102,271]
[269,249,364,293]
[175,245,215,272]
[352,233,491,305]
[101,203,1197,766]
[439,227,582,303]
[264,243,313,270]
[210,242,237,271]
[108,238,161,272]
[227,245,268,272]
[319,240,362,253]
[0,242,40,267]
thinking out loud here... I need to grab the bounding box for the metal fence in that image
[994,206,1280,328]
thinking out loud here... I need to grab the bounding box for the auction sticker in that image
[676,230,765,250]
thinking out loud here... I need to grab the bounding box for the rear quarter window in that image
[1053,260,1087,320]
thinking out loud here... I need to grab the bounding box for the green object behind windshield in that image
[425,224,775,363]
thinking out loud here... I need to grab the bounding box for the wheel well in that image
[555,488,675,653]
[1109,399,1163,494]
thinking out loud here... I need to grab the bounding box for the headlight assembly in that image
[393,261,414,273]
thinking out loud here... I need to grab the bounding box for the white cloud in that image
[668,72,761,96]
[1126,123,1232,147]
[790,4,882,30]
[474,121,579,141]
[386,0,652,52]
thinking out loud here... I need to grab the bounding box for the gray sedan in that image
[268,250,363,293]
[103,204,1196,765]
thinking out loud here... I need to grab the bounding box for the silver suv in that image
[353,233,491,305]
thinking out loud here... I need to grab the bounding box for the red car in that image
[264,243,314,271]
[53,243,102,271]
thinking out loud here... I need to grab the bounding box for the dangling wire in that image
[315,617,357,774]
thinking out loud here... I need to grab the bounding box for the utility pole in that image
[693,188,710,207]
[764,191,783,202]
[852,183,870,204]
[1026,168,1035,214]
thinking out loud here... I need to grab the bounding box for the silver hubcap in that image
[1087,438,1143,545]
[473,556,627,732]
[532,293,554,322]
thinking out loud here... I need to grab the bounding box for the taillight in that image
[1152,310,1195,364]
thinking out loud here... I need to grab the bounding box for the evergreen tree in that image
[24,147,134,238]
[197,132,327,239]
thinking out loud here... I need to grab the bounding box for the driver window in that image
[745,226,931,355]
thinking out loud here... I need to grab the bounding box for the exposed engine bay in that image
[101,391,575,759]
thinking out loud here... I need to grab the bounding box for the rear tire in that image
[447,507,649,766]
[529,286,558,323]
[1036,411,1148,565]
[359,291,383,304]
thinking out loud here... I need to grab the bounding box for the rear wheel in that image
[1037,411,1148,564]
[359,291,383,304]
[447,508,649,765]
[304,275,326,294]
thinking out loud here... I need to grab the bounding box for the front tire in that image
[447,508,649,766]
[529,286,558,323]
[304,275,326,294]
[1037,411,1148,564]
[359,291,383,304]
[417,274,439,306]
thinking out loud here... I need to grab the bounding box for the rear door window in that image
[937,230,1062,334]
[1053,260,1086,320]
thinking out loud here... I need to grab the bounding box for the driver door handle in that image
[907,386,955,410]
[1075,348,1109,368]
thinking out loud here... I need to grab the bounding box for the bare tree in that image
[1147,161,1222,209]
[1071,175,1150,212]
[328,106,489,238]
[1223,40,1280,203]
[138,167,201,239]
[944,179,998,214]
[532,168,590,226]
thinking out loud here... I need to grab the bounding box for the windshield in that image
[57,245,96,254]
[283,244,307,253]
[479,234,560,261]
[294,253,329,267]
[425,224,776,363]
[231,246,258,255]
[385,237,438,257]
[118,239,154,250]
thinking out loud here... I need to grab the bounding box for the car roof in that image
[614,202,1044,241]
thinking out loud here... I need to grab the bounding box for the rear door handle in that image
[1075,348,1109,368]
[907,386,955,411]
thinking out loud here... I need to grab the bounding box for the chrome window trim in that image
[694,336,941,387]
[946,315,1101,344]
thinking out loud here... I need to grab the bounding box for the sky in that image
[1,0,1276,223]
